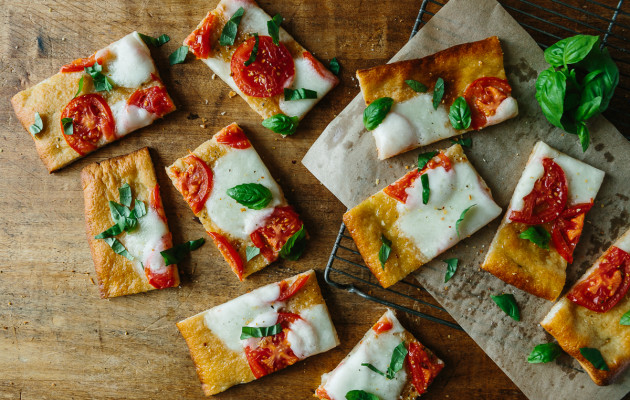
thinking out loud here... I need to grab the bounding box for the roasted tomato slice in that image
[276,274,310,302]
[174,154,213,215]
[184,12,216,59]
[463,77,512,130]
[60,93,115,155]
[149,184,168,223]
[406,341,444,396]
[208,231,244,280]
[128,86,175,117]
[314,388,333,400]
[510,158,568,225]
[384,152,452,203]
[143,232,177,289]
[250,206,303,261]
[215,124,251,149]
[60,55,97,73]
[551,202,593,263]
[372,318,393,334]
[567,246,630,313]
[231,35,295,98]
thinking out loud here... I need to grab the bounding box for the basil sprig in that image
[491,293,520,321]
[361,342,408,380]
[169,46,188,65]
[432,77,445,109]
[417,151,438,170]
[284,88,318,101]
[528,343,562,363]
[262,114,299,135]
[104,237,134,261]
[536,34,619,151]
[329,57,340,75]
[450,137,472,148]
[244,33,259,66]
[378,235,392,269]
[449,96,471,130]
[267,14,283,45]
[84,62,113,92]
[580,347,609,371]
[74,76,84,99]
[61,117,74,136]
[345,390,380,400]
[160,238,205,266]
[219,7,245,46]
[95,183,147,239]
[519,226,550,249]
[421,174,430,205]
[443,258,458,283]
[29,112,43,136]
[280,225,306,260]
[139,33,170,47]
[246,246,260,261]
[621,310,630,326]
[456,204,476,238]
[240,323,282,340]
[405,79,428,93]
[363,97,393,131]
[227,183,272,210]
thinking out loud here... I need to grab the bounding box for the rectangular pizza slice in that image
[177,270,338,396]
[165,123,306,281]
[482,141,605,300]
[343,144,502,288]
[11,31,175,172]
[81,147,179,298]
[183,0,339,125]
[315,309,444,400]
[541,228,630,386]
[356,36,518,160]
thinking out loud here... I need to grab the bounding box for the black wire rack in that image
[325,0,630,331]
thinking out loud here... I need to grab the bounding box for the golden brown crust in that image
[81,147,179,298]
[356,36,506,107]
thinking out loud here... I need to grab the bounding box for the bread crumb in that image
[89,277,95,285]
[228,91,237,98]
[375,178,380,185]
[220,111,226,115]
[211,74,216,80]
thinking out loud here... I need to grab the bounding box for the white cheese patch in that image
[109,99,156,138]
[614,230,630,254]
[372,112,418,160]
[396,161,502,260]
[279,57,335,118]
[120,206,169,276]
[286,304,338,359]
[205,147,284,240]
[510,141,605,212]
[484,96,518,126]
[105,32,155,88]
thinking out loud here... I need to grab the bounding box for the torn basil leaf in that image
[456,204,476,238]
[61,117,73,136]
[421,173,430,205]
[227,183,272,210]
[329,57,340,75]
[284,88,318,101]
[363,97,393,131]
[378,235,392,269]
[169,46,188,65]
[85,62,113,92]
[219,7,245,46]
[528,343,562,363]
[240,323,282,339]
[119,183,132,207]
[280,225,306,261]
[246,246,260,261]
[405,79,428,93]
[361,342,407,380]
[621,310,630,326]
[432,77,445,109]
[345,389,381,400]
[449,96,471,130]
[417,151,438,171]
[94,223,124,239]
[267,13,283,45]
[491,293,520,321]
[132,199,147,219]
[74,76,84,99]
[262,114,299,135]
[244,33,259,66]
[579,347,609,371]
[519,226,550,249]
[450,137,472,148]
[160,238,205,266]
[104,237,134,261]
[29,112,43,136]
[443,258,458,283]
[139,33,170,47]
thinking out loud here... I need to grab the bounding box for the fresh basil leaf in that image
[74,76,84,99]
[169,46,188,65]
[329,57,340,75]
[267,13,283,46]
[363,97,393,131]
[450,137,472,148]
[577,122,590,152]
[262,114,299,135]
[244,33,259,66]
[443,258,458,283]
[284,88,318,101]
[575,95,602,122]
[227,183,272,210]
[85,62,113,92]
[582,69,603,88]
[432,77,445,109]
[280,225,306,261]
[119,183,132,207]
[361,363,387,378]
[132,199,147,219]
[139,33,170,47]
[535,68,566,129]
[456,204,476,239]
[160,238,205,266]
[219,7,245,46]
[405,79,428,93]
[417,151,438,171]
[61,117,74,136]
[94,223,124,239]
[620,310,630,326]
[345,390,380,400]
[104,237,134,261]
[528,343,562,363]
[378,235,392,269]
[387,342,408,378]
[421,173,430,205]
[449,96,471,130]
[563,35,599,66]
[491,293,520,321]
[519,226,550,249]
[579,347,609,371]
[240,323,282,340]
[246,246,260,261]
[109,201,137,232]
[544,39,568,67]
[29,112,43,136]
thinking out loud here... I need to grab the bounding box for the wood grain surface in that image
[0,1,627,399]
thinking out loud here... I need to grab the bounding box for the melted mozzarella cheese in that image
[396,161,502,260]
[105,32,155,88]
[121,206,169,275]
[205,147,284,240]
[510,141,605,212]
[109,99,156,138]
[279,57,335,118]
[485,96,518,126]
[286,304,338,359]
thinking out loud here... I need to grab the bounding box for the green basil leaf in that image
[61,117,74,136]
[119,183,132,207]
[284,88,318,101]
[417,151,438,171]
[94,223,124,239]
[579,347,609,371]
[421,173,430,205]
[240,323,282,340]
[387,342,408,378]
[345,390,380,400]
[132,199,147,219]
[280,225,306,261]
[378,235,392,269]
[563,35,599,66]
[450,137,472,148]
[519,226,550,249]
[246,246,260,262]
[491,293,520,321]
[139,33,170,47]
[361,363,387,378]
[262,114,299,135]
[456,204,476,238]
[528,343,563,363]
[577,122,590,152]
[329,57,340,75]
[544,39,569,67]
[535,68,566,129]
[104,237,134,261]
[85,62,113,92]
[405,79,428,93]
[267,13,283,46]
[620,310,630,326]
[363,97,393,131]
[109,201,137,232]
[219,7,245,46]
[443,258,458,283]
[579,47,619,112]
[582,69,603,88]
[160,238,205,266]
[575,95,602,122]
[449,96,471,130]
[244,33,259,66]
[169,46,188,65]
[74,76,84,99]
[29,112,43,136]
[227,183,272,210]
[432,77,445,109]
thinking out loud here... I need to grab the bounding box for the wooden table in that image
[0,1,627,399]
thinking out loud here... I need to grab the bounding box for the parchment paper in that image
[302,0,630,398]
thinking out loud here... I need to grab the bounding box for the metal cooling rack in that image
[325,0,630,330]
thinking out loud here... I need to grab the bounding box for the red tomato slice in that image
[250,206,303,261]
[144,232,177,289]
[184,12,216,59]
[150,184,168,223]
[215,124,251,149]
[509,158,568,225]
[60,55,97,73]
[276,274,310,302]
[567,246,630,312]
[463,77,512,130]
[127,86,175,117]
[173,154,213,215]
[406,341,444,396]
[551,202,593,263]
[383,152,452,203]
[372,318,393,334]
[231,35,295,98]
[208,231,244,280]
[60,94,115,155]
[314,388,333,400]
[302,51,339,84]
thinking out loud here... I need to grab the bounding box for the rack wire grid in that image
[325,0,630,331]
